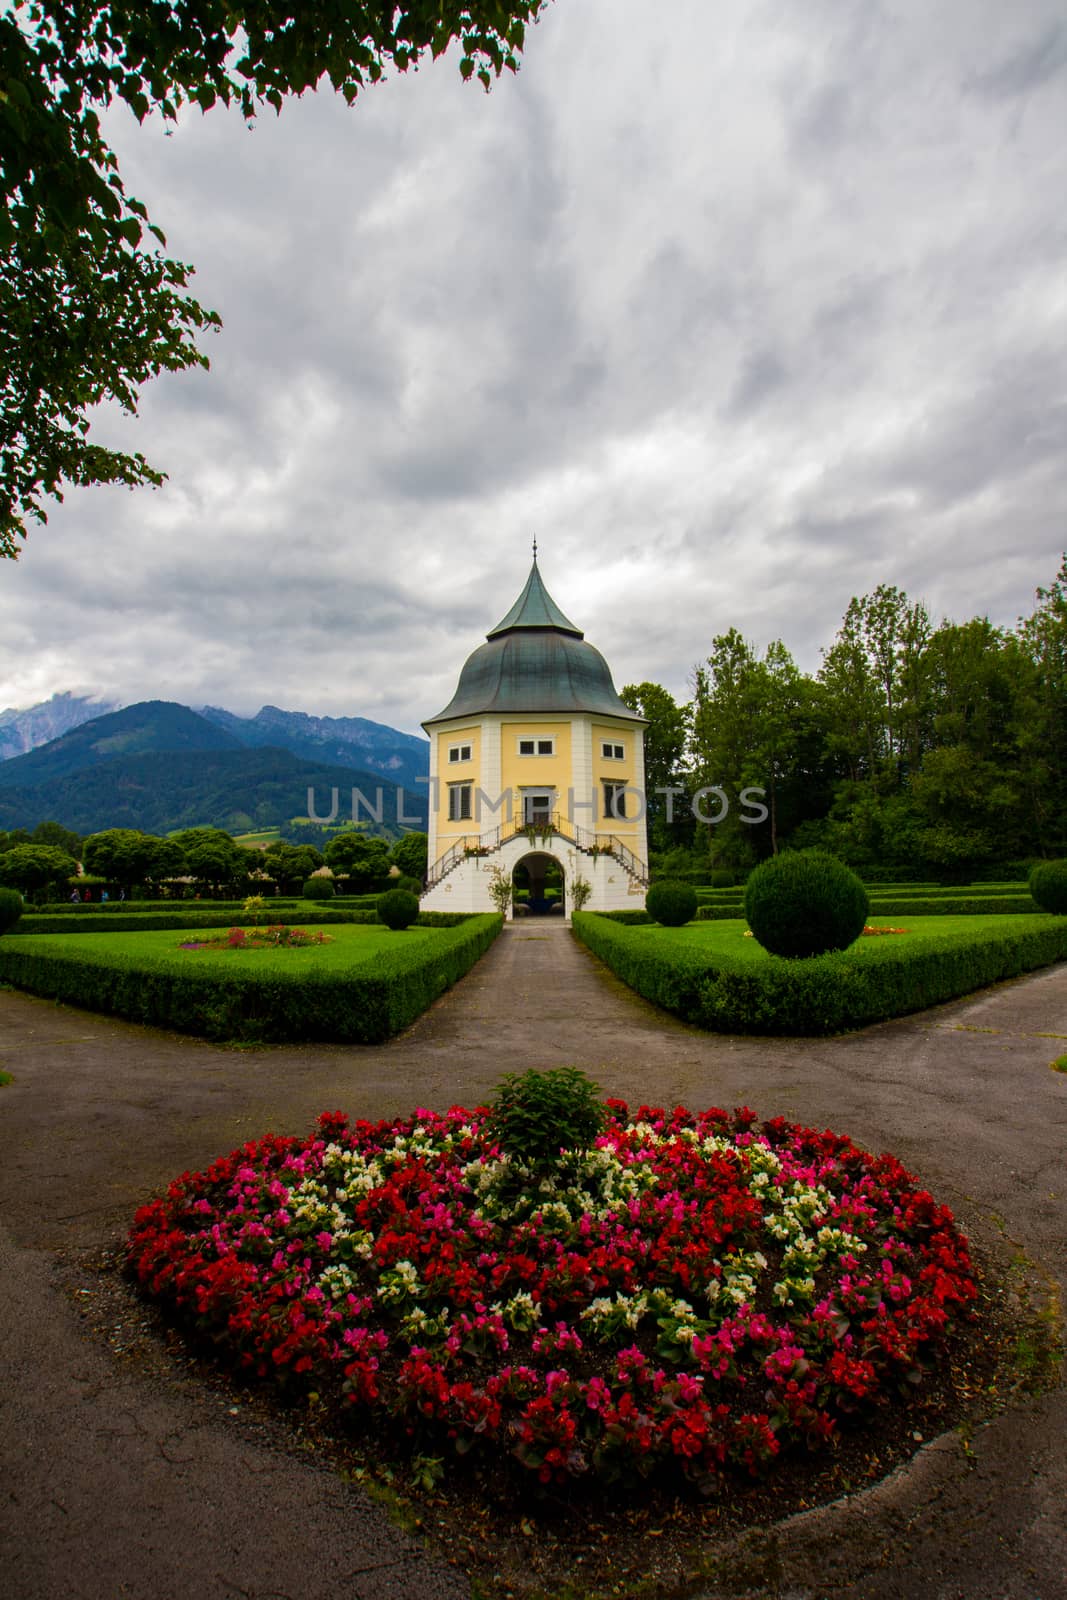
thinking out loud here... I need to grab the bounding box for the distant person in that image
[82,889,91,903]
[70,889,79,903]
[101,890,109,903]
[119,889,126,903]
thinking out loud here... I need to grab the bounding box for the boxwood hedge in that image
[11,909,467,935]
[571,912,1067,1035]
[0,916,501,1043]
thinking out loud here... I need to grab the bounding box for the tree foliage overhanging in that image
[0,0,547,557]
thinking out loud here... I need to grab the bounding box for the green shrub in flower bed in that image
[125,1087,978,1496]
[0,916,501,1042]
[571,913,1067,1035]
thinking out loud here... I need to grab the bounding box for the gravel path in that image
[1,924,1065,1599]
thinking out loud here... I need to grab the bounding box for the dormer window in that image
[448,743,472,764]
[518,737,555,756]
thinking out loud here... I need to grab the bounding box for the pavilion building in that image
[420,558,648,916]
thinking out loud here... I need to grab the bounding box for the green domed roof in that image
[425,561,643,726]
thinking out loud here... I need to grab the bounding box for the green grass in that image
[7,922,440,976]
[572,911,1067,1036]
[0,916,501,1044]
[646,914,1051,960]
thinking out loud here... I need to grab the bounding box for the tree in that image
[31,820,83,857]
[170,826,247,893]
[0,842,77,898]
[325,831,391,890]
[619,682,690,852]
[1,1,547,557]
[263,840,324,892]
[82,826,161,888]
[390,830,429,881]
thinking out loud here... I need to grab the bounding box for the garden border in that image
[570,911,1067,1035]
[0,914,502,1043]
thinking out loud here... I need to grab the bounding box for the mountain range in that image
[0,698,429,839]
[0,692,120,760]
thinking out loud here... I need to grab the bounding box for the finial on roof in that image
[532,535,538,562]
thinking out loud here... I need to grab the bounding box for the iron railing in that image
[424,810,648,890]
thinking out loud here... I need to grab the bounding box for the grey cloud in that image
[966,23,1067,100]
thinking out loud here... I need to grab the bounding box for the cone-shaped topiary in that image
[744,850,868,958]
[1029,859,1067,914]
[302,877,335,900]
[0,887,23,935]
[646,879,698,926]
[377,888,420,930]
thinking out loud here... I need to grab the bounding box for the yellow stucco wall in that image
[499,719,572,810]
[592,722,640,837]
[435,725,481,844]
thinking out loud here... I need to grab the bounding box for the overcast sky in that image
[2,0,1064,736]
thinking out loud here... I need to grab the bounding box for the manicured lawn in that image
[0,916,502,1043]
[640,914,1055,961]
[8,921,443,976]
[572,911,1067,1036]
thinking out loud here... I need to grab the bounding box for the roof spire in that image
[532,535,538,562]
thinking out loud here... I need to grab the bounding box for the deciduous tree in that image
[1,1,547,556]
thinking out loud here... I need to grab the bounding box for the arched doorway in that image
[512,851,565,916]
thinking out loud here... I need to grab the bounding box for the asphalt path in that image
[1,923,1065,1599]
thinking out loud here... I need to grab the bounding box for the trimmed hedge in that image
[571,912,1067,1036]
[1030,860,1067,915]
[11,908,471,935]
[0,916,502,1043]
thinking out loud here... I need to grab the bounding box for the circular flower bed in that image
[127,1098,976,1495]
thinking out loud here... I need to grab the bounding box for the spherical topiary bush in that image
[301,877,335,900]
[645,879,698,926]
[0,887,23,935]
[377,888,420,930]
[393,874,424,897]
[744,850,868,958]
[1029,859,1067,914]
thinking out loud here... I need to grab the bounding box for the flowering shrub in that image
[178,925,333,951]
[127,1097,977,1495]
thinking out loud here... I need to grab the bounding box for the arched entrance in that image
[512,851,565,916]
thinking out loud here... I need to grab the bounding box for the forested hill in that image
[0,700,243,787]
[0,745,426,838]
[198,705,428,793]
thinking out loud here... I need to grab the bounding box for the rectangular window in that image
[601,741,625,761]
[448,783,472,821]
[517,737,555,756]
[603,782,628,821]
[447,743,472,764]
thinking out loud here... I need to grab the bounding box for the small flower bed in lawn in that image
[178,925,333,951]
[127,1097,976,1496]
[742,926,908,939]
